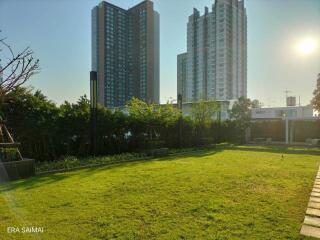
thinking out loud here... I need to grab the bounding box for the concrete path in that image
[301,167,320,238]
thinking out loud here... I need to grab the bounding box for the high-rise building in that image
[177,53,187,102]
[92,1,160,108]
[178,0,247,102]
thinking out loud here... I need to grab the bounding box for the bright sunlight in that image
[296,37,317,55]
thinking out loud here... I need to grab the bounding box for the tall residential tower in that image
[178,0,247,102]
[177,53,187,102]
[92,1,160,108]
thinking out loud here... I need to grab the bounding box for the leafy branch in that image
[0,31,40,104]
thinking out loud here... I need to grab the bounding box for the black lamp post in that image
[90,71,97,156]
[178,94,183,148]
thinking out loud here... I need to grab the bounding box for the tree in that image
[251,99,261,108]
[0,32,39,109]
[126,97,158,141]
[230,97,253,143]
[126,98,181,149]
[312,73,320,112]
[191,100,220,125]
[58,95,91,156]
[191,100,220,142]
[3,87,59,161]
[157,102,181,147]
[0,32,40,164]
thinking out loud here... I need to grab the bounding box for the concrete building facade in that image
[92,1,159,108]
[178,0,247,102]
[177,53,188,102]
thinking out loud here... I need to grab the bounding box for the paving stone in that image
[310,197,320,203]
[304,216,320,227]
[309,202,320,209]
[301,224,320,238]
[307,208,320,217]
[312,192,320,197]
[300,170,320,238]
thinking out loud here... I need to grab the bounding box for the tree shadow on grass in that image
[79,147,224,175]
[0,172,70,193]
[0,147,225,192]
[2,145,317,192]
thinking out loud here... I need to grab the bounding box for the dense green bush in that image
[2,88,240,162]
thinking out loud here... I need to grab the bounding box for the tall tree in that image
[191,100,220,140]
[126,98,181,148]
[191,100,220,125]
[312,73,320,112]
[230,97,253,143]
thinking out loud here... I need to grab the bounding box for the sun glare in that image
[296,38,317,55]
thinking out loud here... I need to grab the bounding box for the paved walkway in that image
[301,166,320,238]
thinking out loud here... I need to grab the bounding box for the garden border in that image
[36,146,218,176]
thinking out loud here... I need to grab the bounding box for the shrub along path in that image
[0,146,319,239]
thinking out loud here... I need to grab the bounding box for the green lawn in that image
[1,146,319,239]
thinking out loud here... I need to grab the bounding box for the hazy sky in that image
[0,0,319,107]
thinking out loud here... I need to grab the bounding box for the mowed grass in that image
[0,146,320,240]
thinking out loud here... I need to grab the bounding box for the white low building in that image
[250,105,318,144]
[251,106,314,119]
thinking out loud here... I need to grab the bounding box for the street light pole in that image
[90,71,97,156]
[178,94,183,148]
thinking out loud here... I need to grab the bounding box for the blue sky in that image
[0,0,319,106]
